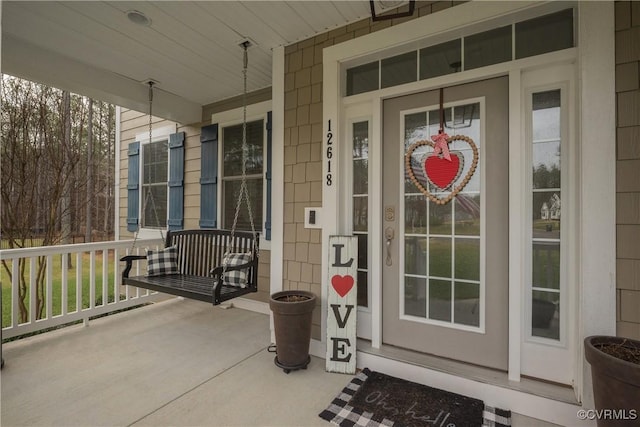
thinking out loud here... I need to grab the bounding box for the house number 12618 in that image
[326,119,333,186]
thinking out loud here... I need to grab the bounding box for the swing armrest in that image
[210,259,258,303]
[120,255,147,279]
[209,259,257,278]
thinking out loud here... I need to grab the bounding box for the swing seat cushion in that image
[147,246,179,276]
[223,252,252,288]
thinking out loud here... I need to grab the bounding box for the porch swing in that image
[120,42,259,306]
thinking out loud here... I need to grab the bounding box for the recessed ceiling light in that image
[126,10,151,27]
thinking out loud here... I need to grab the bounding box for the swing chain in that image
[223,41,259,277]
[129,81,165,255]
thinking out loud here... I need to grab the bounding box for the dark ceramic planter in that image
[269,290,316,373]
[585,336,640,426]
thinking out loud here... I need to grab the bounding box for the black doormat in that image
[319,368,511,427]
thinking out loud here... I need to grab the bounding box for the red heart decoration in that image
[425,152,462,190]
[405,135,478,205]
[331,275,354,298]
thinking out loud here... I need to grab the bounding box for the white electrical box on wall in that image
[304,207,322,229]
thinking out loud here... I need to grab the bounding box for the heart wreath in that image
[405,134,478,205]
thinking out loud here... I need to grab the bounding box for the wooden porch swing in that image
[120,42,259,306]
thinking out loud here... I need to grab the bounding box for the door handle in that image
[385,227,394,266]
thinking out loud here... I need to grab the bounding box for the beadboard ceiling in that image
[1,1,376,124]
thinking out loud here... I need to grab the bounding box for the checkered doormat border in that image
[319,368,512,427]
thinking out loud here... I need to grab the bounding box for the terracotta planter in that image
[584,336,640,426]
[269,290,316,373]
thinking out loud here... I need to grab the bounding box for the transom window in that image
[346,9,574,96]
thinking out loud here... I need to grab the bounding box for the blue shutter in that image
[265,112,272,240]
[126,141,140,232]
[199,124,218,229]
[167,132,185,231]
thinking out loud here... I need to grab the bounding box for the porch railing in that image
[1,238,163,340]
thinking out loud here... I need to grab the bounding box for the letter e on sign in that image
[326,235,357,374]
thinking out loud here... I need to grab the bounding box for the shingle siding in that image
[281,1,465,339]
[616,1,640,340]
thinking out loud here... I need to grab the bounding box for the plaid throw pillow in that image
[222,252,252,288]
[147,246,179,277]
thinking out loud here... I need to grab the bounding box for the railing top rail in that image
[0,238,164,260]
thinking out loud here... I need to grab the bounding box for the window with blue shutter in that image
[200,124,218,228]
[127,141,140,232]
[167,132,185,231]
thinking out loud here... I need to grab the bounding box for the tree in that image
[1,75,116,321]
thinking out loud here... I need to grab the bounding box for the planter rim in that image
[585,335,640,385]
[270,290,317,303]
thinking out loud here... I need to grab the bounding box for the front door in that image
[382,77,509,370]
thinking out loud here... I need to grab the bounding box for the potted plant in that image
[584,336,640,426]
[269,290,316,373]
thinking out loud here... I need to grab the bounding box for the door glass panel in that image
[402,102,483,329]
[429,279,452,322]
[405,237,427,276]
[455,238,480,281]
[530,88,562,341]
[533,241,560,290]
[405,276,427,317]
[454,282,480,327]
[454,194,481,236]
[353,120,370,307]
[532,290,560,340]
[405,196,427,234]
[429,201,451,236]
[429,237,451,278]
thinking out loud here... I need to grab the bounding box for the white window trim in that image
[212,100,272,251]
[134,125,174,239]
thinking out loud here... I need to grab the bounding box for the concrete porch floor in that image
[1,298,561,426]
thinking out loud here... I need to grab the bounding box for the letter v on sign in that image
[326,236,358,374]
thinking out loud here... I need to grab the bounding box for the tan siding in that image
[616,1,640,341]
[282,2,466,339]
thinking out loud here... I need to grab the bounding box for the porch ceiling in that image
[1,1,372,124]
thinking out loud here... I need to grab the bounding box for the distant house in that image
[541,193,561,221]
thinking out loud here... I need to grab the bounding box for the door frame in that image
[321,0,615,401]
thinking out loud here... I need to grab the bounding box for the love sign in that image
[405,134,478,205]
[326,236,358,374]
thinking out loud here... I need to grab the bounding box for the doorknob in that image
[385,227,394,266]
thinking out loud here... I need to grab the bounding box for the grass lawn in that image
[1,252,119,329]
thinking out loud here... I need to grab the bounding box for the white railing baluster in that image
[46,255,53,319]
[89,251,96,309]
[102,250,108,306]
[11,258,19,327]
[76,252,82,313]
[29,257,37,324]
[62,254,68,316]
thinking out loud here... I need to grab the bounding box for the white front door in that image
[381,77,509,370]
